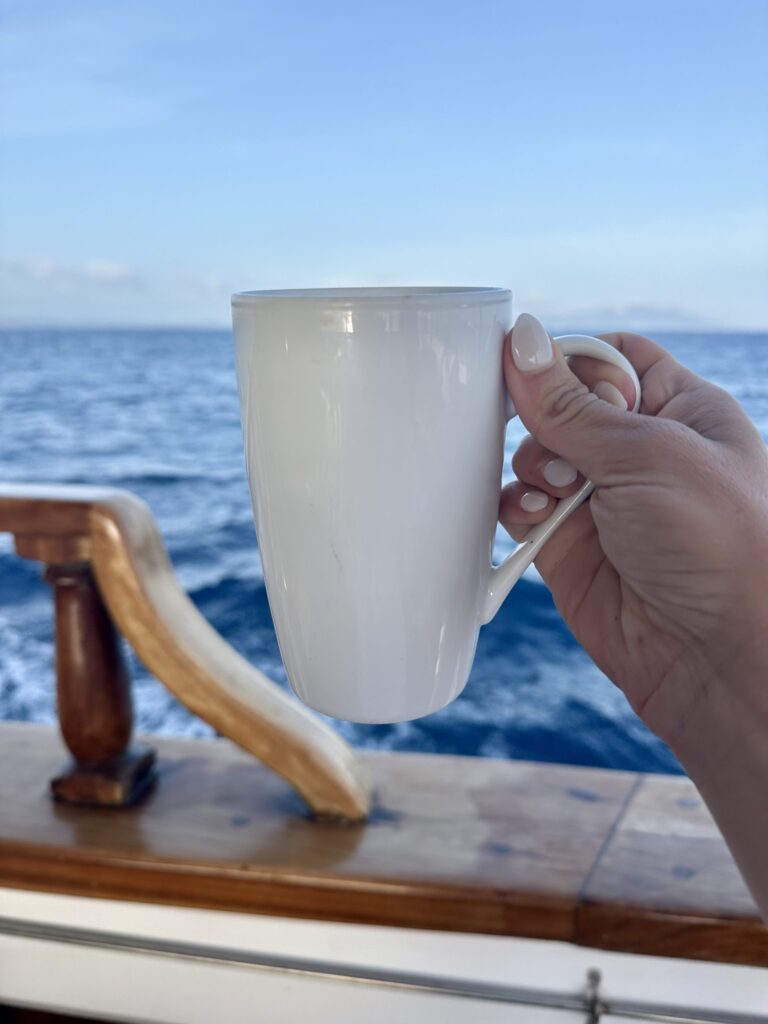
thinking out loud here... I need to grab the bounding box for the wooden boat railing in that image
[0,484,369,819]
[1,483,766,969]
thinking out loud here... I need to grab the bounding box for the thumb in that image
[504,313,640,482]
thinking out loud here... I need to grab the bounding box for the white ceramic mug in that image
[232,288,640,723]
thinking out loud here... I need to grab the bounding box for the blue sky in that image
[1,0,766,329]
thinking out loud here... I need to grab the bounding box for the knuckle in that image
[657,419,706,465]
[589,409,663,480]
[707,383,750,424]
[540,378,594,430]
[601,417,684,478]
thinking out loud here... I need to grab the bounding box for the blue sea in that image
[1,329,766,774]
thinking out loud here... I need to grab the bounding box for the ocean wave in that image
[0,555,681,773]
[0,614,56,725]
[2,328,764,773]
[105,470,240,488]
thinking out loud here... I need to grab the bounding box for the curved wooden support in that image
[0,484,370,821]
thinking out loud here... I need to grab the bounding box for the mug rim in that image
[232,286,510,307]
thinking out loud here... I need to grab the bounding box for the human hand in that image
[500,313,768,914]
[500,313,768,746]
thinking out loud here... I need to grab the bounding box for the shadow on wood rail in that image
[0,483,370,821]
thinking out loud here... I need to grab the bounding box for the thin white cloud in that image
[81,260,141,285]
[0,257,722,331]
[1,257,143,288]
[537,303,710,332]
[0,256,237,325]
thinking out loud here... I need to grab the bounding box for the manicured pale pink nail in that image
[543,457,578,487]
[520,489,549,512]
[511,313,554,373]
[593,380,628,410]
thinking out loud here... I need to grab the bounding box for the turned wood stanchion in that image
[43,562,155,806]
[11,527,156,806]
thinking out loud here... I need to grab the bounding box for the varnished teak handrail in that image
[0,483,370,821]
[1,722,766,968]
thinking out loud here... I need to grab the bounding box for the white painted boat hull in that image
[1,888,766,1023]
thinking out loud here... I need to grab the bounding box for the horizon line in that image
[1,323,767,335]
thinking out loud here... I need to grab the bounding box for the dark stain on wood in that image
[483,840,514,856]
[672,865,698,880]
[566,787,602,803]
[677,797,700,810]
[366,803,403,826]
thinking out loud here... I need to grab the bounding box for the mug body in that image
[233,287,512,722]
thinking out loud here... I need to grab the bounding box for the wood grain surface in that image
[0,722,765,966]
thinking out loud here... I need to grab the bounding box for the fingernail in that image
[520,489,549,513]
[593,380,628,410]
[511,313,554,373]
[543,457,578,487]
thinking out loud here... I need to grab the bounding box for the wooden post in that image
[42,561,155,807]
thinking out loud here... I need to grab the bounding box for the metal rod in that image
[0,916,763,1024]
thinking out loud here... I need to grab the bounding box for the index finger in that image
[583,331,701,418]
[558,331,669,416]
[595,332,675,378]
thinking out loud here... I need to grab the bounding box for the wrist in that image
[671,651,768,784]
[641,614,768,781]
[665,644,768,919]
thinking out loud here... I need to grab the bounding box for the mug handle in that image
[480,334,642,625]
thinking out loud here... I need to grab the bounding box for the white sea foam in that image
[1,328,764,770]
